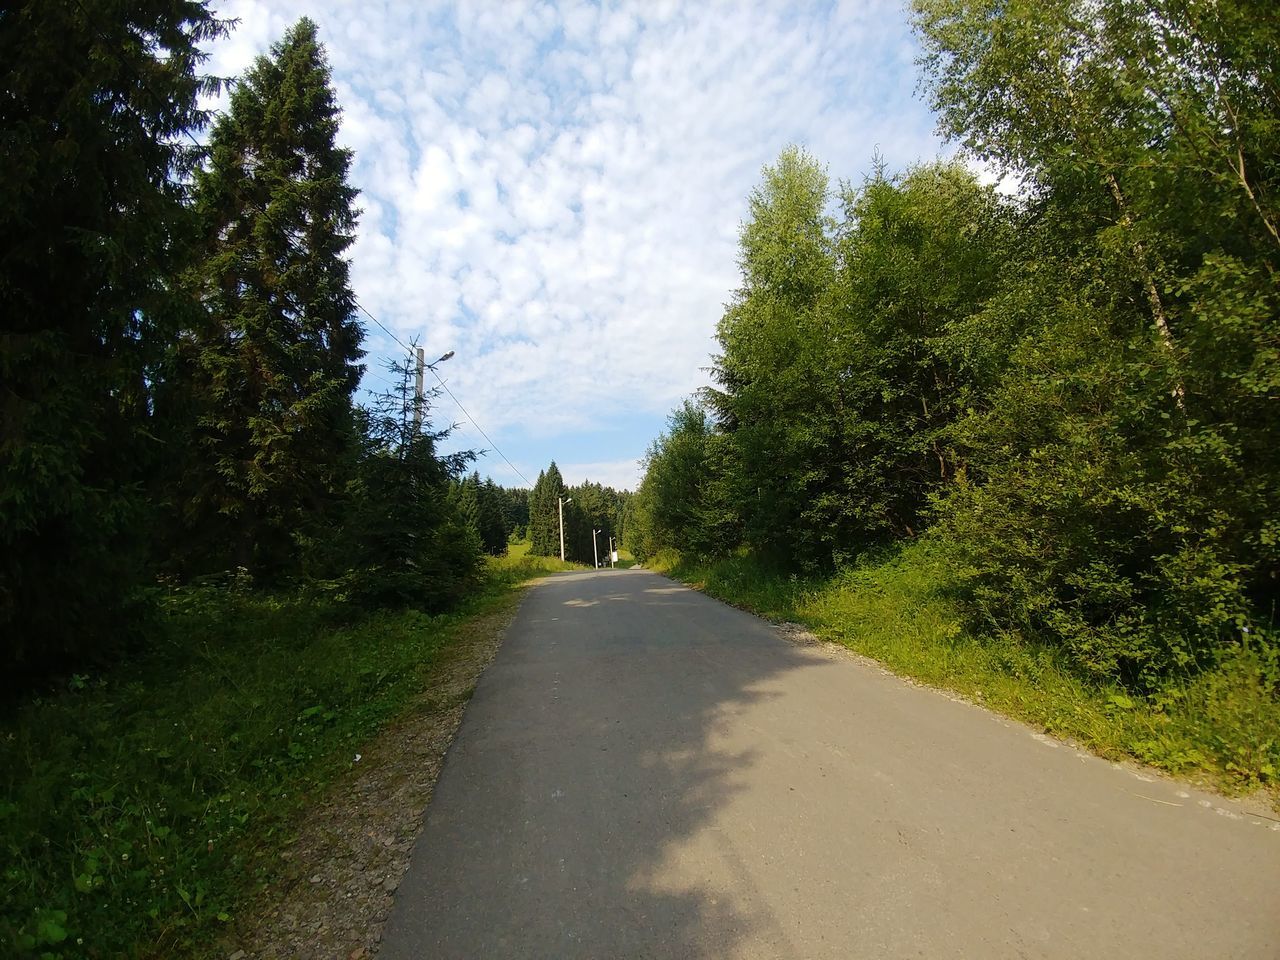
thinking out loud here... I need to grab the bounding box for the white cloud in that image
[559,458,645,492]
[201,0,947,484]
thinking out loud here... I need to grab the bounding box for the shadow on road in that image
[380,567,828,959]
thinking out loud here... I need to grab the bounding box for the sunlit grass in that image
[489,539,588,576]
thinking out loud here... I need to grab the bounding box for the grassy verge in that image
[0,554,565,958]
[650,541,1279,806]
[493,538,588,575]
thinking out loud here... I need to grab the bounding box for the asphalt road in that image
[380,568,1280,959]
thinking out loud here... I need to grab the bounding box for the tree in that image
[529,462,567,557]
[634,400,723,560]
[705,146,837,565]
[341,357,478,611]
[0,0,227,681]
[452,473,507,556]
[454,472,481,543]
[563,481,611,565]
[172,17,364,578]
[478,479,509,556]
[815,162,1013,550]
[914,0,1280,684]
[501,486,530,540]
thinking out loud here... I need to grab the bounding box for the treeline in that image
[527,462,630,566]
[635,0,1279,692]
[1,7,486,690]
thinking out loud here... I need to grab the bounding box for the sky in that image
[202,0,952,490]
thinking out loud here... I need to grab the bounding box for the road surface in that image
[380,568,1280,959]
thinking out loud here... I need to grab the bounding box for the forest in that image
[0,8,540,690]
[631,0,1278,786]
[0,7,603,954]
[4,0,1278,953]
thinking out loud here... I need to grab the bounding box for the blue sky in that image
[203,0,953,490]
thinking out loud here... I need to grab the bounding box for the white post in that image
[609,536,615,568]
[558,496,571,562]
[592,529,600,569]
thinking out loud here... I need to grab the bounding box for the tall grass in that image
[652,541,1279,802]
[0,559,550,958]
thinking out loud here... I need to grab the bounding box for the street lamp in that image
[558,496,572,562]
[592,528,601,569]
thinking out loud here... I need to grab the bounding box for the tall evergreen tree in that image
[454,472,482,543]
[529,462,566,557]
[501,485,530,539]
[0,0,226,680]
[173,17,364,577]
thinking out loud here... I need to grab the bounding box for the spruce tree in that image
[177,17,364,577]
[479,478,509,555]
[529,462,567,557]
[502,486,530,539]
[0,0,226,680]
[343,357,478,610]
[455,472,482,544]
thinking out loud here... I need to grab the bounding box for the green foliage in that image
[704,146,836,563]
[641,2,1279,708]
[631,400,726,561]
[451,474,509,557]
[561,479,626,566]
[478,480,509,556]
[499,486,530,540]
[0,578,522,957]
[165,17,364,579]
[911,0,1280,686]
[702,151,1012,568]
[528,464,565,558]
[338,357,480,611]
[0,0,227,684]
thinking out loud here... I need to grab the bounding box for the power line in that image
[356,299,411,354]
[426,366,531,487]
[353,297,532,487]
[90,15,529,491]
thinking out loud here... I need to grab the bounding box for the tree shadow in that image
[379,567,830,959]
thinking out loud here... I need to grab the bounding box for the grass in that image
[493,538,590,574]
[651,541,1280,806]
[0,551,563,959]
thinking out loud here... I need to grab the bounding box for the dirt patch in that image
[217,592,524,960]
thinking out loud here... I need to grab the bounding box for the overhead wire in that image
[87,12,531,486]
[425,366,531,487]
[354,298,531,487]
